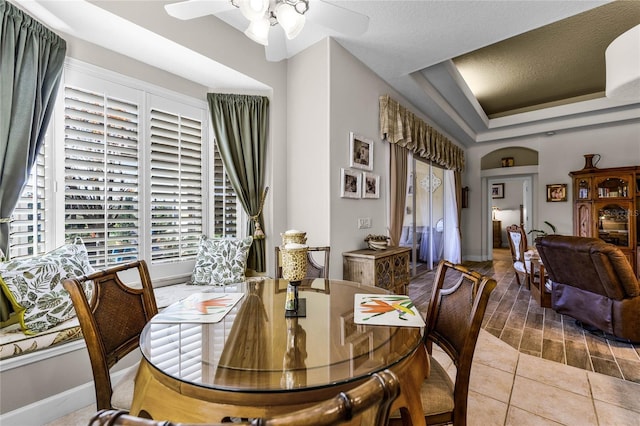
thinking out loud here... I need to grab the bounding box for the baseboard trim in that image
[0,368,129,426]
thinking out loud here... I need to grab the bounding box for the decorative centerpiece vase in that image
[281,230,307,245]
[281,245,308,284]
[582,154,601,170]
[281,233,308,317]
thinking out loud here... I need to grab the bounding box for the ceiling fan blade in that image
[164,0,233,20]
[309,0,369,36]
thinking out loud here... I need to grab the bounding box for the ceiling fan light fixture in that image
[244,18,270,45]
[276,2,305,40]
[238,0,269,22]
[605,24,640,101]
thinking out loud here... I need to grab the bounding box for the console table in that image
[342,246,410,295]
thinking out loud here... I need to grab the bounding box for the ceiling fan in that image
[164,0,369,62]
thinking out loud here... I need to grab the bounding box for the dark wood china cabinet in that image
[569,163,640,277]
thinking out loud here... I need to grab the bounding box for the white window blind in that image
[212,145,237,237]
[8,149,46,259]
[64,85,140,268]
[150,108,202,263]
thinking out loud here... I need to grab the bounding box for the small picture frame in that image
[547,184,568,202]
[341,168,361,198]
[501,157,515,167]
[362,172,380,199]
[491,183,504,199]
[349,132,373,171]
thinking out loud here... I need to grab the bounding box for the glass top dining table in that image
[131,278,428,424]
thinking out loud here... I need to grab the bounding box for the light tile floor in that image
[47,329,640,426]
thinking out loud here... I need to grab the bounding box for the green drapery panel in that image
[379,95,465,172]
[0,0,66,321]
[207,93,269,272]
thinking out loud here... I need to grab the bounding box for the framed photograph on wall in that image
[349,132,373,171]
[491,183,504,199]
[547,184,568,202]
[362,172,380,199]
[340,168,361,198]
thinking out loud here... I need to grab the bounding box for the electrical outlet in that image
[358,217,371,229]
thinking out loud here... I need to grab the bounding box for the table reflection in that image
[141,278,422,393]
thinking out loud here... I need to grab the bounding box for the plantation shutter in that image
[8,149,46,258]
[64,86,140,268]
[212,146,237,237]
[150,108,202,263]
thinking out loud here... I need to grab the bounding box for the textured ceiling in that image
[452,1,640,118]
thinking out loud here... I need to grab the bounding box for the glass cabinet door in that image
[596,176,630,199]
[597,203,631,248]
[575,177,591,200]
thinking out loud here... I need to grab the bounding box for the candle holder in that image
[281,246,308,317]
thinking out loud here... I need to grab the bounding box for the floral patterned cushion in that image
[0,238,95,335]
[190,236,253,286]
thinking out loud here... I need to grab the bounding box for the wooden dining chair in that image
[63,260,158,411]
[89,369,399,426]
[505,224,533,287]
[389,260,497,426]
[274,246,331,279]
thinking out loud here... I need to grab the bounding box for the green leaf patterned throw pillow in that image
[190,236,253,286]
[0,238,95,334]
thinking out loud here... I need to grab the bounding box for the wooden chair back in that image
[424,260,497,425]
[505,224,531,286]
[89,369,399,426]
[274,246,330,279]
[505,224,527,263]
[63,260,158,410]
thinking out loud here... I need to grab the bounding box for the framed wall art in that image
[362,172,380,199]
[491,183,504,199]
[349,132,373,171]
[547,184,568,202]
[340,168,361,198]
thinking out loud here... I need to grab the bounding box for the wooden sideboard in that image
[342,246,410,295]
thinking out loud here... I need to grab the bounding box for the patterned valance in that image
[379,95,465,172]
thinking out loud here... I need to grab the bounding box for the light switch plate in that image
[358,217,371,229]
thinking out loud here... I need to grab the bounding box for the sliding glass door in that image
[401,156,445,275]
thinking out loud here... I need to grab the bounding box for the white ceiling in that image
[15,0,640,147]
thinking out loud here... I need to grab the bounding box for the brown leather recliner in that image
[535,235,640,342]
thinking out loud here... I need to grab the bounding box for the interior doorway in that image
[488,176,534,257]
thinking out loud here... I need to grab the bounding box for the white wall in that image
[463,121,640,261]
[286,40,331,250]
[285,39,462,277]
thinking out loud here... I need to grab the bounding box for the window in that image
[64,86,140,268]
[150,108,203,263]
[7,60,239,270]
[212,145,237,237]
[8,149,47,258]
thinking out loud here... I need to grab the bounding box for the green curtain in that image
[207,93,269,272]
[0,0,67,321]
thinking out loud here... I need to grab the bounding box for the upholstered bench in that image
[0,275,271,361]
[0,282,205,361]
[1,235,261,362]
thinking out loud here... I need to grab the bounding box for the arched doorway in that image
[480,147,539,260]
